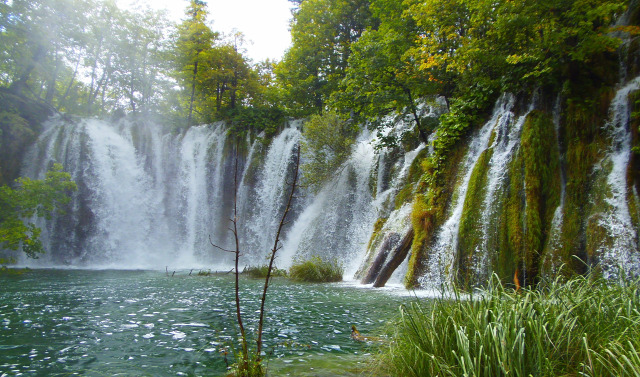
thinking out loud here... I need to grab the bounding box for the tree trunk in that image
[188,60,198,124]
[10,44,46,95]
[406,88,429,144]
[59,58,81,111]
[373,228,414,288]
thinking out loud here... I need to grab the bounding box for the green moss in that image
[368,217,388,249]
[559,90,611,274]
[627,90,640,230]
[520,111,562,283]
[405,143,467,288]
[495,149,524,285]
[456,148,493,287]
[394,148,428,209]
[406,88,499,289]
[405,193,431,288]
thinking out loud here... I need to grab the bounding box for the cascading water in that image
[279,129,379,276]
[21,118,240,268]
[175,124,230,263]
[591,76,640,278]
[473,101,532,283]
[239,127,302,262]
[418,95,516,288]
[20,114,399,275]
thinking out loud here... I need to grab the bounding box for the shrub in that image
[242,265,288,279]
[289,256,343,283]
[376,273,640,377]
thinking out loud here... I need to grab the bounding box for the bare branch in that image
[256,144,301,361]
[209,235,236,253]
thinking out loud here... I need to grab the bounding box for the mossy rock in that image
[520,111,562,283]
[405,140,467,288]
[394,148,429,209]
[456,148,493,287]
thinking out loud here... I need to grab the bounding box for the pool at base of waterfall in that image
[0,269,412,376]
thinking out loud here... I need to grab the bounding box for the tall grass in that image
[289,256,343,282]
[377,274,640,377]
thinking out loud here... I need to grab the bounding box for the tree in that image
[334,0,436,143]
[275,0,373,117]
[0,164,76,260]
[174,0,218,125]
[0,0,174,117]
[109,7,172,113]
[200,33,256,116]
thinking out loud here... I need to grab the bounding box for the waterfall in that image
[19,115,386,274]
[279,129,378,277]
[240,127,302,263]
[16,86,640,283]
[593,76,640,278]
[418,95,516,288]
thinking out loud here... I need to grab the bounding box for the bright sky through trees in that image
[118,0,293,62]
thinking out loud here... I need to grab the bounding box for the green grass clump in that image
[242,265,288,279]
[289,256,343,283]
[377,273,640,377]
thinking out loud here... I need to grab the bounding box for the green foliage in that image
[377,273,640,377]
[408,0,627,94]
[289,256,343,283]
[226,106,286,139]
[275,0,374,117]
[242,265,288,279]
[0,164,77,258]
[431,84,498,167]
[301,111,358,190]
[0,0,281,129]
[230,352,265,377]
[0,109,36,186]
[332,0,434,141]
[0,0,174,116]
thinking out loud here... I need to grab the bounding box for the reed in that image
[376,273,640,377]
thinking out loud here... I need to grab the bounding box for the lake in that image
[0,269,416,376]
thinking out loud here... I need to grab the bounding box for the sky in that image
[119,0,294,63]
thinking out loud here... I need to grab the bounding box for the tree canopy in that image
[0,0,284,131]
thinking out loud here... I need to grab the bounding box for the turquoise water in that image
[0,270,412,376]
